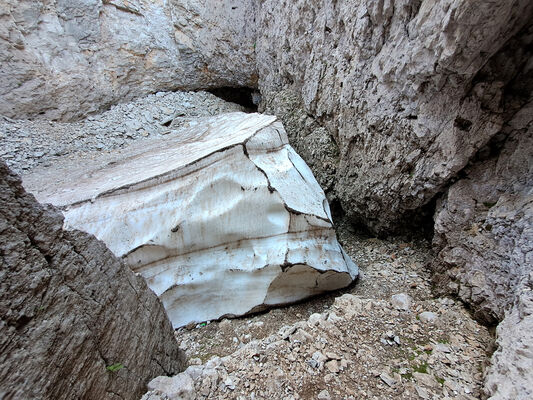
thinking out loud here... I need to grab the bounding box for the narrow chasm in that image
[2,1,531,399]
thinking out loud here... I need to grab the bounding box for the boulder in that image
[0,0,257,121]
[23,112,358,328]
[0,161,185,399]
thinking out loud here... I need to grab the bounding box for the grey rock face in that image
[432,102,533,324]
[432,92,532,398]
[485,284,533,400]
[0,0,256,121]
[0,161,185,399]
[256,0,533,233]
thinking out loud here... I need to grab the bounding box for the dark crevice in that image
[206,87,260,112]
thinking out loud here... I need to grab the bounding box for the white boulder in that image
[24,112,358,327]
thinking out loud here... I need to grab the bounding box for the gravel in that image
[0,91,246,175]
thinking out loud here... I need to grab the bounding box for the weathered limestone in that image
[0,0,257,121]
[484,286,533,400]
[432,99,533,398]
[0,161,185,399]
[256,0,533,234]
[24,112,358,328]
[432,118,533,324]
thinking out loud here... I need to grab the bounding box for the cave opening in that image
[206,87,260,112]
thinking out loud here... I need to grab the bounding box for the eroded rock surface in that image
[485,285,533,400]
[0,161,185,399]
[23,112,358,328]
[432,110,533,324]
[432,99,533,398]
[256,0,533,234]
[0,0,256,121]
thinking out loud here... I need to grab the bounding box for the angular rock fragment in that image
[24,112,358,328]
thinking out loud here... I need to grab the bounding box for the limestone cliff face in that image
[0,161,186,399]
[256,0,533,234]
[254,5,533,397]
[431,90,533,399]
[0,0,257,121]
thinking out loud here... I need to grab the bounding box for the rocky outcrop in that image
[0,161,185,399]
[23,112,358,328]
[0,0,256,121]
[432,106,533,324]
[256,0,533,234]
[432,92,532,398]
[485,285,533,400]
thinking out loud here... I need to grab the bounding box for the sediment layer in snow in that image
[24,112,358,327]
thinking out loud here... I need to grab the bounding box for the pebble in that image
[418,311,438,323]
[380,373,397,387]
[391,293,412,311]
[325,360,340,373]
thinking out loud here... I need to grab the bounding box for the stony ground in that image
[1,91,494,400]
[144,223,492,400]
[0,91,245,175]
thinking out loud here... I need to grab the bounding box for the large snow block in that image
[24,112,358,327]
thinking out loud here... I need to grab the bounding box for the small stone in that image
[308,313,322,327]
[413,372,439,388]
[224,377,235,390]
[325,360,339,373]
[379,372,397,387]
[312,351,327,364]
[189,357,202,366]
[415,385,430,399]
[147,374,196,399]
[278,325,297,339]
[391,293,412,311]
[434,343,451,353]
[325,352,341,360]
[418,312,438,323]
[317,389,331,400]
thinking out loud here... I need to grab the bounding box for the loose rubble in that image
[0,91,245,175]
[146,227,492,400]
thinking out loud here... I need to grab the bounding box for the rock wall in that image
[432,103,533,324]
[485,285,533,400]
[431,80,533,398]
[0,0,256,121]
[256,0,533,234]
[0,161,185,399]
